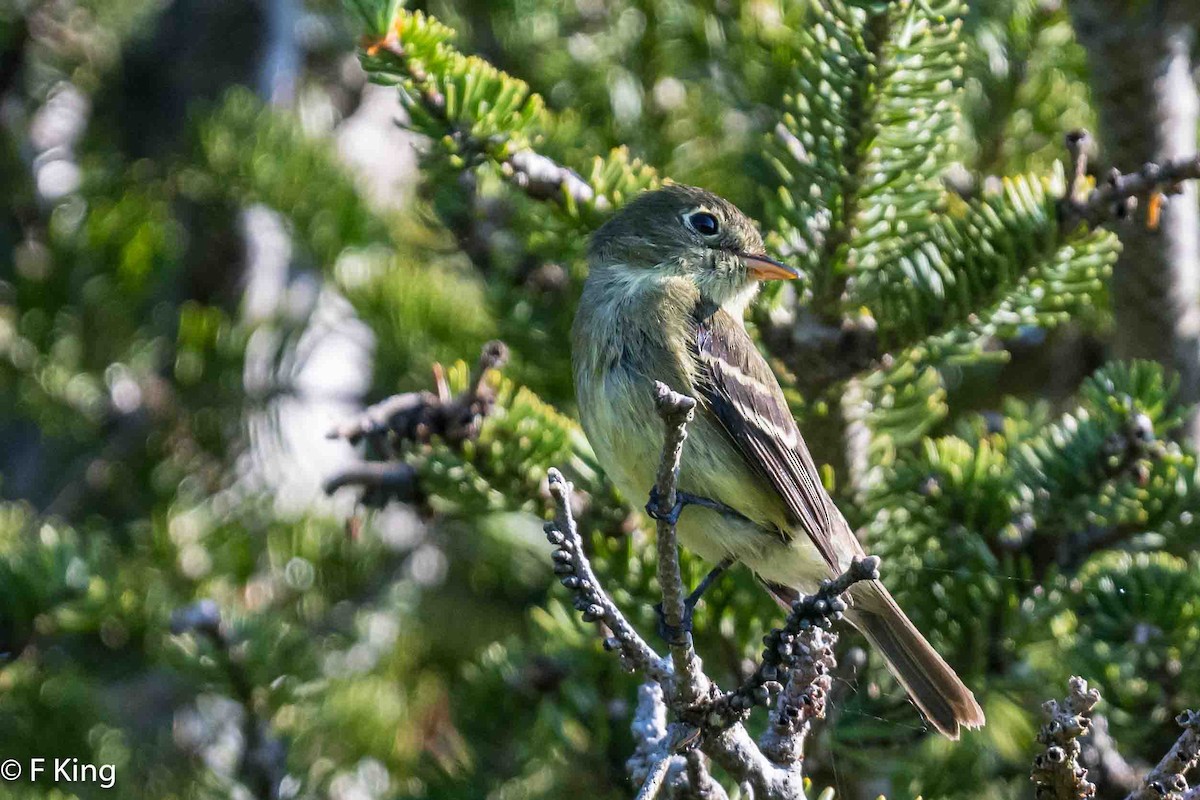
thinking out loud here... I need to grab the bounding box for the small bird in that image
[571,184,984,738]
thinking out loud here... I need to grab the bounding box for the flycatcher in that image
[571,184,984,738]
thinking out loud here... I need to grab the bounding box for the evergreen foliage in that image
[1,0,1199,797]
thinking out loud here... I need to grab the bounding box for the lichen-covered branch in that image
[754,560,880,764]
[542,382,881,799]
[649,382,708,701]
[1032,678,1200,800]
[1033,676,1101,800]
[1125,710,1200,800]
[544,470,669,682]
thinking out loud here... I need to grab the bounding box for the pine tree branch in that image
[1125,710,1200,800]
[1033,676,1102,800]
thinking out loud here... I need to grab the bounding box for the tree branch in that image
[1125,710,1200,800]
[1058,130,1200,231]
[1033,676,1102,800]
[171,601,287,800]
[649,382,708,702]
[544,470,670,682]
[324,341,508,502]
[366,36,593,207]
[542,382,884,798]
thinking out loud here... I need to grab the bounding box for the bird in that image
[570,183,985,738]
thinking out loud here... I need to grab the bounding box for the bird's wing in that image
[691,303,841,571]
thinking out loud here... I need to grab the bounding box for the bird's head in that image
[587,184,799,310]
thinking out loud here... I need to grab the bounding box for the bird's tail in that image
[846,580,985,740]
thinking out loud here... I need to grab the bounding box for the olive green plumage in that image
[572,183,985,738]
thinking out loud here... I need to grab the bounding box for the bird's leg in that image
[645,488,753,526]
[654,557,735,644]
[686,556,735,609]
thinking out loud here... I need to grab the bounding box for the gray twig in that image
[650,382,708,702]
[544,470,670,681]
[1058,129,1200,230]
[636,756,673,800]
[1125,710,1200,800]
[1033,676,1102,800]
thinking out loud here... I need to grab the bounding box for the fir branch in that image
[326,340,508,447]
[363,23,593,207]
[1125,710,1200,800]
[683,750,726,800]
[756,560,879,764]
[1059,129,1200,230]
[635,755,672,800]
[710,557,877,733]
[1033,676,1101,800]
[627,685,731,800]
[628,683,678,791]
[503,149,596,206]
[1083,714,1143,796]
[321,461,418,497]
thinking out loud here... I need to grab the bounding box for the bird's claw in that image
[646,488,753,526]
[645,487,685,525]
[654,601,694,646]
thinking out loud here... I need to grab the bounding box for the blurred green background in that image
[3,0,1200,798]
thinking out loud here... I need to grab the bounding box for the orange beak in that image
[740,252,801,281]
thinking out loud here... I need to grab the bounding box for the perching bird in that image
[571,184,985,738]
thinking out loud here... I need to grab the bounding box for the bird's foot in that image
[645,488,752,526]
[645,486,685,525]
[654,557,735,645]
[654,601,693,646]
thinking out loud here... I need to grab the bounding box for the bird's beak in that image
[740,252,800,281]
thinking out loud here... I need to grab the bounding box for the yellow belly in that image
[576,362,831,591]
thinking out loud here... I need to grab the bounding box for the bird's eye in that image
[687,211,720,237]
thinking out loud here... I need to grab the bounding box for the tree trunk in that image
[1068,1,1200,440]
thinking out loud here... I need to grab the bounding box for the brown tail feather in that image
[847,580,985,739]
